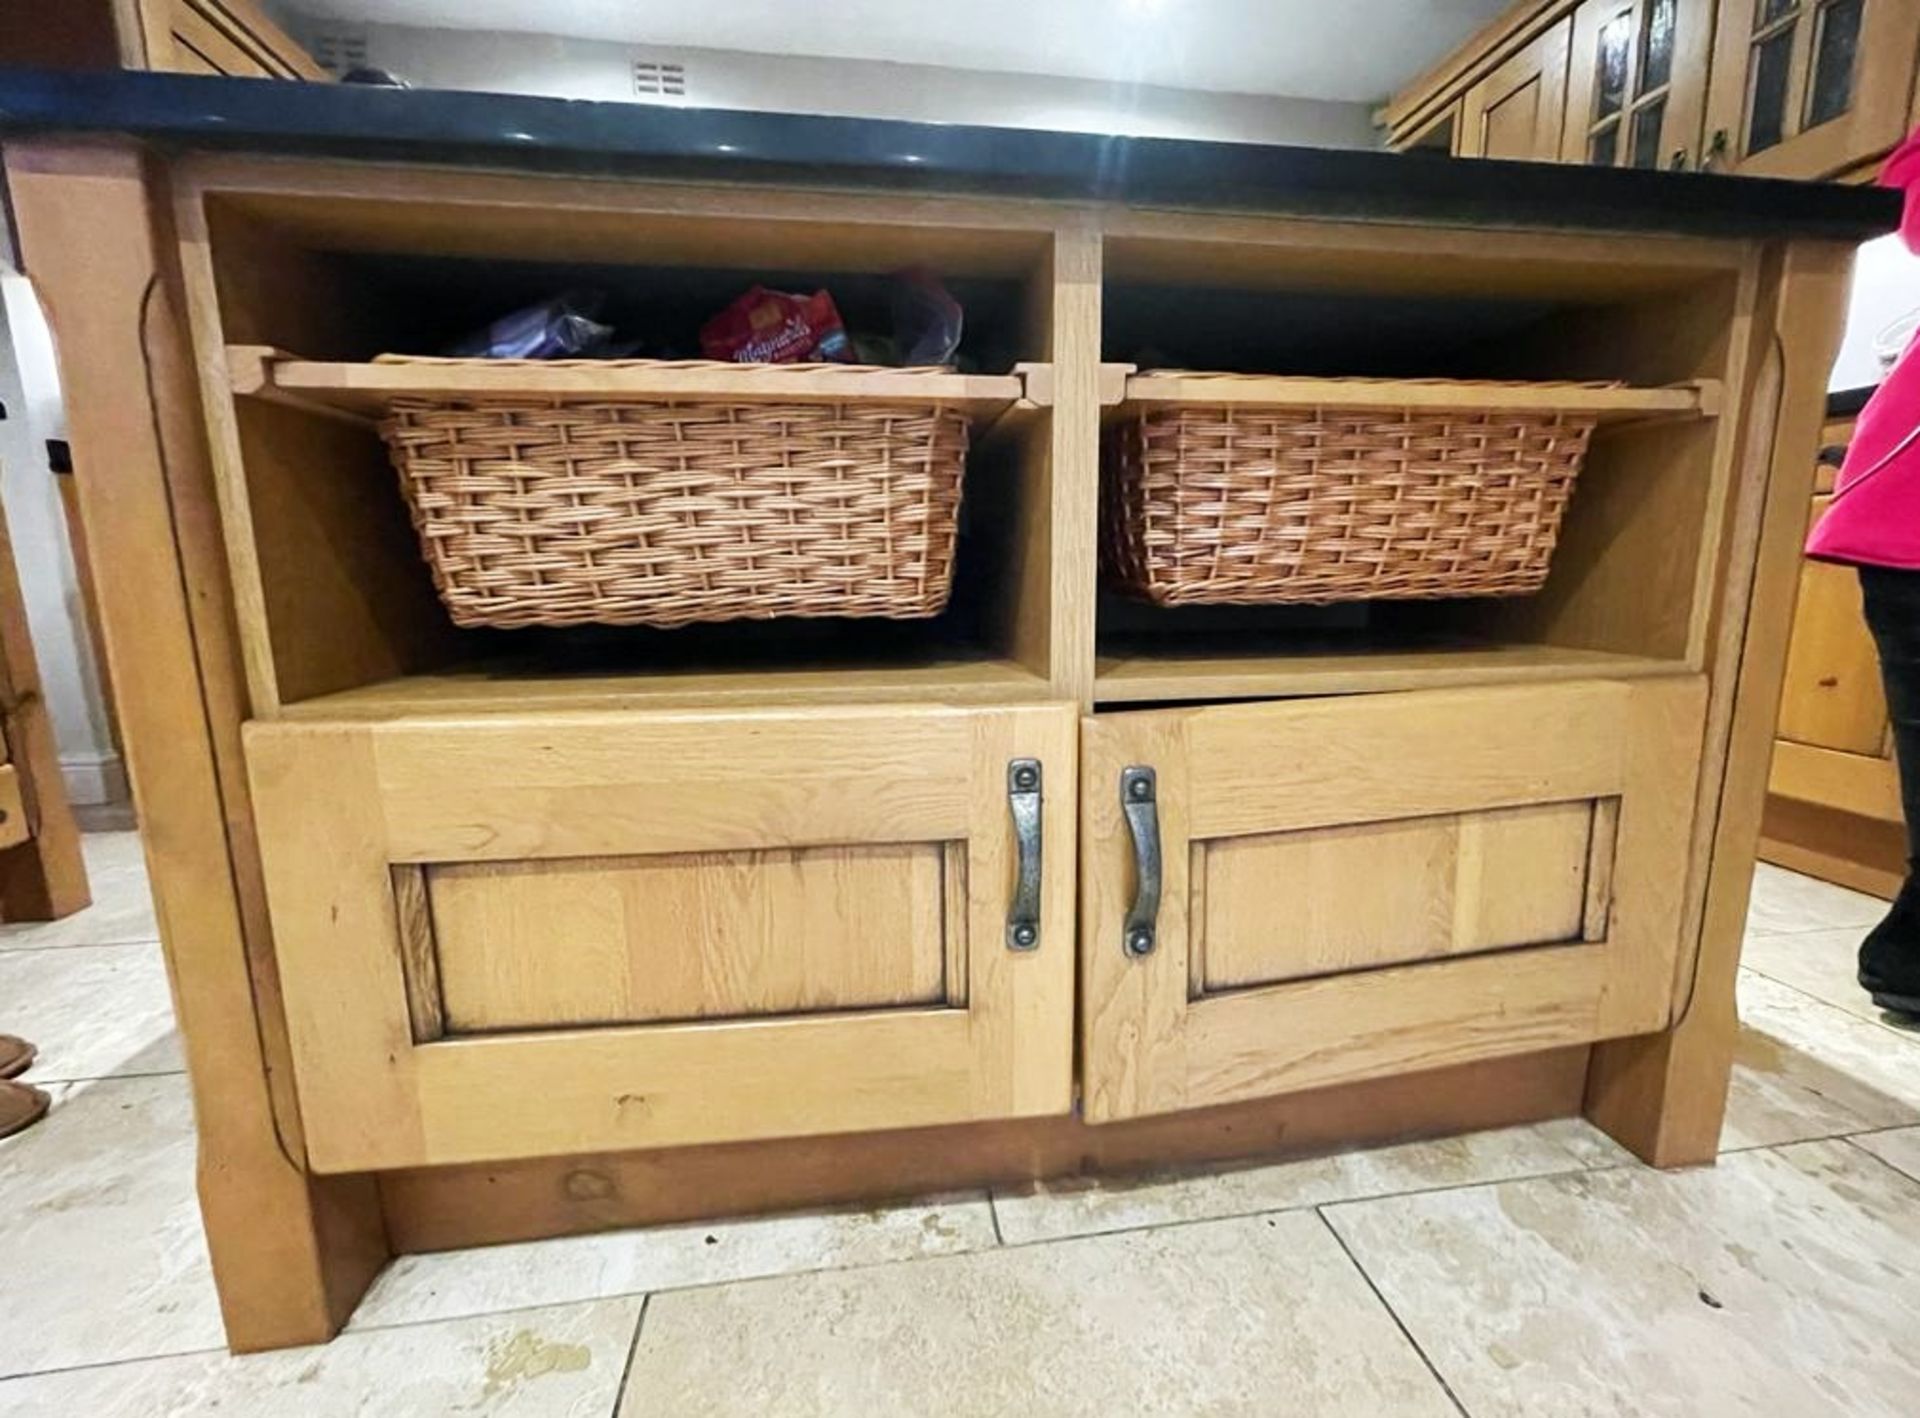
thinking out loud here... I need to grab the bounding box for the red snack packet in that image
[699,286,853,363]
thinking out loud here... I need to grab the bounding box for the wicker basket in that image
[1102,376,1602,606]
[376,360,970,630]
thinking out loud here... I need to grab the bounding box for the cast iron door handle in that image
[1006,758,1042,950]
[1121,765,1160,957]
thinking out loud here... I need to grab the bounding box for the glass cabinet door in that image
[1564,0,1713,170]
[1704,0,1920,178]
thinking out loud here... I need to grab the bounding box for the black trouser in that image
[1860,564,1920,877]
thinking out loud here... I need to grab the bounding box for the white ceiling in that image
[285,0,1513,103]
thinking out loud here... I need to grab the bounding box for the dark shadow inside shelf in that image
[338,253,1037,373]
[1103,283,1569,379]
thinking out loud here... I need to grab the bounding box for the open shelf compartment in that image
[1090,226,1750,704]
[184,176,1070,717]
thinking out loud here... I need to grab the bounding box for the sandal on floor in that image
[0,1079,49,1138]
[0,1034,35,1080]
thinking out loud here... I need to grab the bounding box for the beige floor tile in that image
[0,833,158,950]
[1722,971,1920,1150]
[1326,1139,1920,1418]
[0,942,182,1081]
[0,1075,223,1378]
[625,1210,1456,1417]
[1745,862,1887,937]
[351,1192,997,1330]
[0,1298,640,1417]
[1741,927,1920,1036]
[1849,1127,1920,1182]
[992,1119,1628,1246]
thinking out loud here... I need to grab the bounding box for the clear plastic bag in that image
[445,291,616,360]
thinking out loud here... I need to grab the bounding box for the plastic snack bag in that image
[892,267,964,366]
[444,291,615,360]
[699,286,853,363]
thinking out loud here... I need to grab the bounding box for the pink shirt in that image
[1806,129,1920,570]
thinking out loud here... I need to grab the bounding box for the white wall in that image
[0,272,125,808]
[1831,233,1920,391]
[292,19,1379,147]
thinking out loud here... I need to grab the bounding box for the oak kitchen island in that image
[0,68,1896,1352]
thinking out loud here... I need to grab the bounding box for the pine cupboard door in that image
[243,703,1077,1171]
[1079,677,1706,1123]
[1702,0,1920,178]
[1564,0,1717,169]
[1458,16,1575,160]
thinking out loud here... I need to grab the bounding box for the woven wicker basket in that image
[377,360,970,630]
[1103,377,1602,606]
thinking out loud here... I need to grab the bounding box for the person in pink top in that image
[1808,126,1920,1014]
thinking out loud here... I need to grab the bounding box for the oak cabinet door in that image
[1079,677,1706,1123]
[1459,17,1574,160]
[245,703,1077,1171]
[1702,0,1920,178]
[1564,0,1717,169]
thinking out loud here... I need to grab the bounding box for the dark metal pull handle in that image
[1006,758,1042,951]
[1121,766,1160,957]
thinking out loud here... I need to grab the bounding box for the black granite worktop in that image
[0,67,1899,241]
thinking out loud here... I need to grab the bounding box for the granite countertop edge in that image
[0,67,1899,242]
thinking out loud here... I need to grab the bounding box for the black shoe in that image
[1859,878,1920,1015]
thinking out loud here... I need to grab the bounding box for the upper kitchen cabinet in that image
[1458,16,1575,159]
[1563,0,1716,169]
[1702,0,1920,179]
[0,0,327,78]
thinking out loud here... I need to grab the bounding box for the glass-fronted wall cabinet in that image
[1563,0,1715,170]
[1702,0,1920,178]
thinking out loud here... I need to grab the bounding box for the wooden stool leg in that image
[5,140,388,1349]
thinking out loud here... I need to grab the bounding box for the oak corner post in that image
[1,136,388,1350]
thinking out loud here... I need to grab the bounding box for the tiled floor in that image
[3,841,1918,1414]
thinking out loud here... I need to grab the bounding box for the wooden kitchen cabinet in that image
[1702,0,1920,179]
[1,95,1874,1349]
[1391,0,1920,181]
[1761,411,1908,895]
[245,703,1078,1171]
[1080,677,1705,1121]
[1563,0,1716,169]
[0,0,326,78]
[1459,16,1575,159]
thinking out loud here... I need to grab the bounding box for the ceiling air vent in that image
[633,59,688,98]
[304,21,371,78]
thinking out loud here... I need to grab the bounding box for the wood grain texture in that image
[1560,0,1716,171]
[230,347,1024,419]
[0,450,88,919]
[1459,16,1573,161]
[427,844,950,1032]
[135,0,327,79]
[1702,0,1920,179]
[1080,675,1704,1122]
[1116,373,1717,420]
[1198,800,1596,990]
[390,865,444,1044]
[276,657,1054,720]
[1769,739,1904,823]
[3,139,386,1350]
[1759,795,1905,901]
[381,1044,1593,1252]
[1094,644,1686,703]
[244,702,1077,1170]
[1775,513,1888,757]
[1586,242,1857,1166]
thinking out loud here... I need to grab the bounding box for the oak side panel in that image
[2,138,386,1349]
[1586,241,1857,1164]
